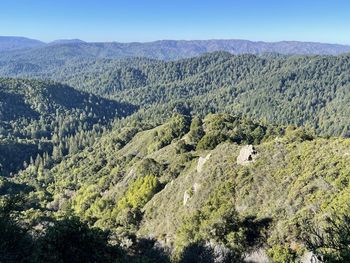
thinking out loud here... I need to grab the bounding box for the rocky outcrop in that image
[244,248,322,263]
[300,252,322,263]
[197,153,211,173]
[244,248,270,263]
[237,145,258,165]
[183,191,191,206]
[192,182,201,193]
[183,183,201,206]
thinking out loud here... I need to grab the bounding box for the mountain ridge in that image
[0,36,45,51]
[1,37,350,59]
[48,39,86,45]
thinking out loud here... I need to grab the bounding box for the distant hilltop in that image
[1,36,350,59]
[0,36,45,51]
[48,39,87,45]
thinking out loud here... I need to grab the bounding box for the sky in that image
[0,0,350,44]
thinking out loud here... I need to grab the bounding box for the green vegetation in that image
[1,51,350,262]
[2,52,350,137]
[0,196,168,263]
[196,113,279,150]
[117,175,161,210]
[302,210,350,262]
[1,110,349,261]
[175,181,271,261]
[267,244,299,263]
[0,78,136,176]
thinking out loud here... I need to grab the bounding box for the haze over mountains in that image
[0,36,45,51]
[1,36,350,60]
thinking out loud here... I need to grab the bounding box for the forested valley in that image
[1,50,350,262]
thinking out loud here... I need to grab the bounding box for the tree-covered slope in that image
[1,42,350,262]
[1,52,350,137]
[0,78,137,176]
[3,113,349,262]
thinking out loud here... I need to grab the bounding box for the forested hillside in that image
[2,52,350,137]
[1,113,350,262]
[1,49,350,262]
[0,78,137,176]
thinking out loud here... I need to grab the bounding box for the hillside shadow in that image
[47,84,138,119]
[0,91,39,121]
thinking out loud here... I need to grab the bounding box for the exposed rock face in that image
[183,191,191,206]
[244,249,321,263]
[237,145,258,165]
[193,183,201,193]
[197,153,211,173]
[183,183,201,206]
[244,248,270,263]
[301,252,322,263]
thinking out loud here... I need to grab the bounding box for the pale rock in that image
[237,145,257,165]
[183,190,191,206]
[244,248,270,263]
[193,182,201,193]
[197,153,211,173]
[300,252,322,263]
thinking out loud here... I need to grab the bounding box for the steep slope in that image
[0,78,137,176]
[7,113,350,261]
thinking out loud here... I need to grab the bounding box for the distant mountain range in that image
[0,36,45,51]
[1,36,350,60]
[48,39,87,45]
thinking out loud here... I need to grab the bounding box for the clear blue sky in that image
[1,0,350,44]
